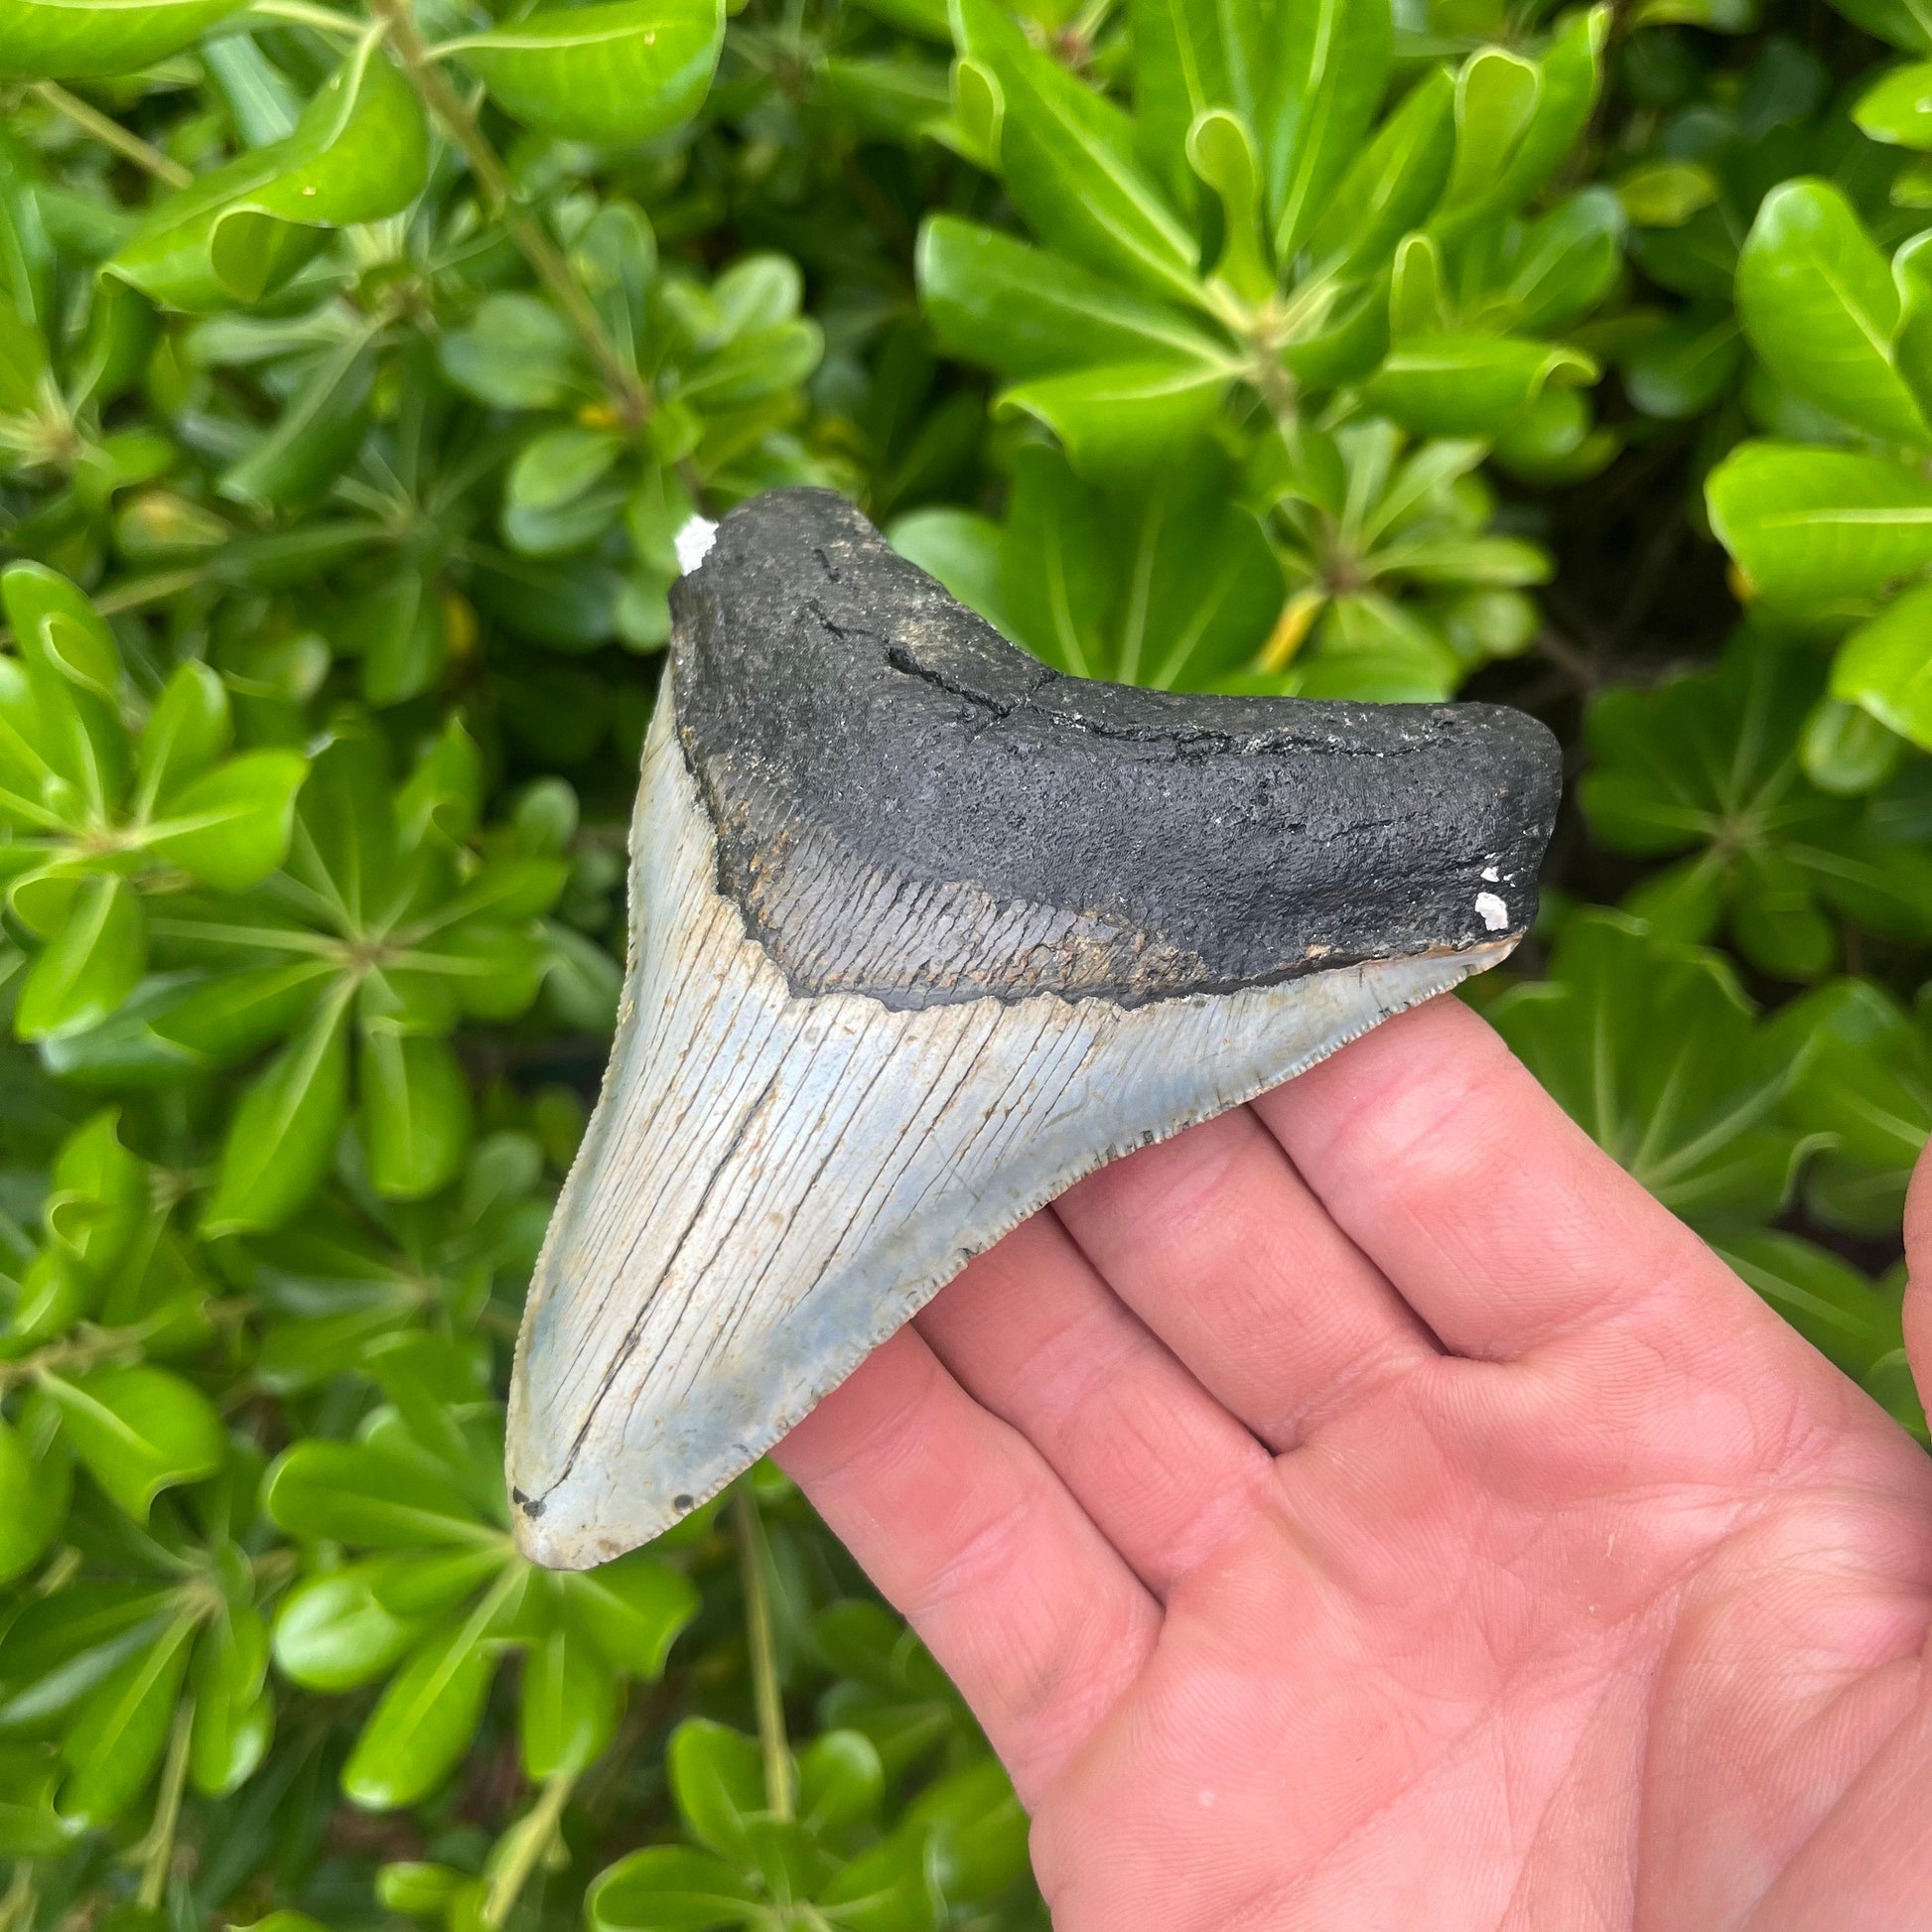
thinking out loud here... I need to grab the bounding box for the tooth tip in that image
[508,1495,637,1572]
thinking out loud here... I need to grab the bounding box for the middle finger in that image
[914,1211,1276,1596]
[1052,1104,1440,1452]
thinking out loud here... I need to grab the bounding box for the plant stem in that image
[0,1862,34,1932]
[135,1700,194,1910]
[32,82,192,189]
[735,1482,792,1820]
[483,1770,576,1928]
[364,0,652,429]
[0,1318,161,1394]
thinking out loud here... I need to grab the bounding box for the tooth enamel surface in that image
[505,488,1561,1569]
[508,693,1515,1566]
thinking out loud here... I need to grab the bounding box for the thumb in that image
[1902,1140,1932,1403]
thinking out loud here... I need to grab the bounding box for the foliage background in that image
[0,0,1930,1923]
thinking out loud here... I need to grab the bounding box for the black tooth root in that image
[669,488,1561,1013]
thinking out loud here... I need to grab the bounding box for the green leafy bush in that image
[0,0,1925,1925]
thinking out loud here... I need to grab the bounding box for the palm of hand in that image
[778,1001,1932,1931]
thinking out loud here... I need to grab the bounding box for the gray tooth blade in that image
[506,488,1561,1569]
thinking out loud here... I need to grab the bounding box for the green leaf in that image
[189,1599,271,1797]
[1000,444,1280,686]
[587,1847,762,1932]
[1187,109,1270,299]
[135,660,230,816]
[8,1249,96,1347]
[397,715,483,850]
[442,0,725,146]
[108,37,430,311]
[507,427,625,517]
[1487,909,1810,1224]
[272,1568,423,1691]
[1128,0,1233,195]
[1833,581,1932,751]
[1862,1340,1929,1440]
[1501,188,1626,337]
[144,750,306,890]
[4,557,122,699]
[0,1743,73,1857]
[0,0,250,79]
[1304,66,1455,273]
[916,215,1222,380]
[902,1754,1030,1904]
[1833,0,1932,53]
[995,443,1110,676]
[0,290,48,413]
[997,354,1232,475]
[1802,695,1907,794]
[950,0,1202,307]
[560,1552,698,1677]
[948,53,1002,170]
[1622,309,1741,420]
[58,1615,196,1830]
[0,1572,175,1721]
[1438,47,1541,221]
[440,294,582,411]
[0,1410,69,1585]
[796,1729,883,1836]
[679,319,822,408]
[218,336,376,513]
[1439,7,1603,227]
[341,1611,495,1811]
[264,1436,491,1548]
[1855,61,1932,148]
[1361,336,1596,439]
[1287,591,1458,700]
[358,1031,473,1201]
[1582,629,1932,973]
[1782,976,1931,1207]
[363,1332,494,1488]
[284,733,396,928]
[1264,0,1391,262]
[336,570,448,709]
[520,1624,618,1779]
[815,1834,931,1928]
[377,1864,470,1917]
[16,877,146,1043]
[1707,442,1932,611]
[1615,159,1720,225]
[148,961,332,1063]
[889,506,1013,635]
[1716,1229,1905,1386]
[667,1719,765,1857]
[43,1364,225,1520]
[367,1547,507,1618]
[45,1105,145,1277]
[1734,180,1930,447]
[1388,230,1448,340]
[203,989,351,1237]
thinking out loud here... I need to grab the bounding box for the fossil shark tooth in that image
[506,488,1561,1568]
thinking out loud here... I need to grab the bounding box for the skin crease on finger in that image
[774,998,1932,1932]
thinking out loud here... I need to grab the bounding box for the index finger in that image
[1251,995,1762,1364]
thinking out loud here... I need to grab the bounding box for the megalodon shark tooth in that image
[507,487,1561,1568]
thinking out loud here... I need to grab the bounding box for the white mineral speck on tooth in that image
[674,515,719,574]
[1475,891,1509,931]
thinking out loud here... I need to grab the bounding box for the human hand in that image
[775,996,1932,1931]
